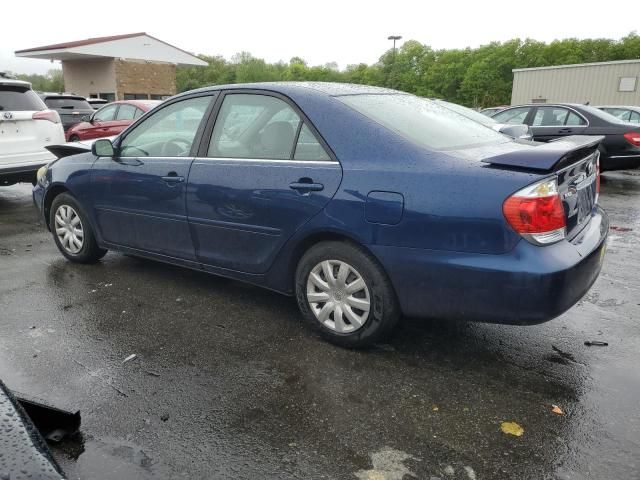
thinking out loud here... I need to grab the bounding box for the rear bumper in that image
[0,151,55,181]
[372,206,608,325]
[601,154,640,171]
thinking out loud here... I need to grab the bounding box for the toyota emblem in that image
[2,112,12,120]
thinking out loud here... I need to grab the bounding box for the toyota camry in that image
[33,83,608,347]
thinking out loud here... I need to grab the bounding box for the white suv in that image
[1,74,65,186]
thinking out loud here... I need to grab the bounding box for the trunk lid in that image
[481,135,602,241]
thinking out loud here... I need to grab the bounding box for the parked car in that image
[596,105,640,124]
[491,103,640,171]
[0,75,65,186]
[87,97,109,110]
[434,99,533,140]
[38,93,94,132]
[480,106,509,117]
[65,100,160,142]
[33,83,607,347]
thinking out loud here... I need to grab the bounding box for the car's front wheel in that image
[295,241,400,348]
[50,193,107,263]
[68,135,80,142]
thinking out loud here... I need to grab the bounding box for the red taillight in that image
[32,110,60,123]
[503,177,566,245]
[624,131,640,147]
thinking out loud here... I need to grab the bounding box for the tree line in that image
[176,33,640,107]
[9,33,640,108]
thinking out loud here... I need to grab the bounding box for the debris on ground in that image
[500,421,524,437]
[551,405,564,415]
[123,354,138,364]
[432,405,439,411]
[144,370,161,377]
[585,341,608,346]
[161,414,170,422]
[610,226,632,232]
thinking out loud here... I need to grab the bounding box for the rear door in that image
[91,94,215,260]
[0,83,48,164]
[529,106,588,142]
[187,91,342,274]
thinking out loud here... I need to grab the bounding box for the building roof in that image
[15,33,207,66]
[513,58,640,73]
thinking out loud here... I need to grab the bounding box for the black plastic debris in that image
[14,392,81,443]
[0,380,65,480]
[585,340,609,347]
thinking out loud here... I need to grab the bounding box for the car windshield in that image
[45,97,92,110]
[338,94,507,150]
[435,100,497,127]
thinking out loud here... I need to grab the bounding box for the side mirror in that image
[92,138,115,157]
[81,115,90,122]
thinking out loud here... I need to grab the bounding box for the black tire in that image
[69,135,80,142]
[50,192,107,263]
[295,241,400,348]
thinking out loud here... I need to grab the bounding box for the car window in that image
[120,96,212,158]
[493,107,531,125]
[602,108,631,122]
[208,94,302,160]
[116,104,137,121]
[532,107,568,126]
[133,108,144,119]
[294,124,331,161]
[566,111,587,126]
[0,86,45,111]
[630,111,640,124]
[339,94,507,150]
[93,104,117,122]
[44,97,92,110]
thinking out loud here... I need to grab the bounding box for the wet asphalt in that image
[0,172,639,480]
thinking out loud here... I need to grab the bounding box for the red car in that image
[65,100,160,142]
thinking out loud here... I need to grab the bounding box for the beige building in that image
[15,32,206,101]
[511,59,640,105]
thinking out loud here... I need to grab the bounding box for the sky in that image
[2,0,638,75]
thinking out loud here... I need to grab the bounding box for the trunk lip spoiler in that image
[481,135,604,172]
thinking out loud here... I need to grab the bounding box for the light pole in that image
[387,35,402,58]
[387,35,402,88]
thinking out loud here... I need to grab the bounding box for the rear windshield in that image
[0,86,44,111]
[435,99,497,127]
[44,97,93,110]
[338,94,507,150]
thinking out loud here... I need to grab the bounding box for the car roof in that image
[184,81,401,98]
[108,99,161,110]
[0,78,32,88]
[596,105,640,110]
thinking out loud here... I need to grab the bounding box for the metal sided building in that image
[511,59,640,105]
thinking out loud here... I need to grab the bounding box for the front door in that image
[529,106,588,142]
[91,94,215,261]
[186,92,342,274]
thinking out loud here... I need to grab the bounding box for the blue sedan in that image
[33,83,608,347]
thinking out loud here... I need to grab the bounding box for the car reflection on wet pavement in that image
[0,171,639,479]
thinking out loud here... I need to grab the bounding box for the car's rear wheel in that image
[50,193,107,263]
[69,135,80,142]
[295,241,400,348]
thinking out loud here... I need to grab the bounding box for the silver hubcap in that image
[306,260,371,333]
[54,205,84,254]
